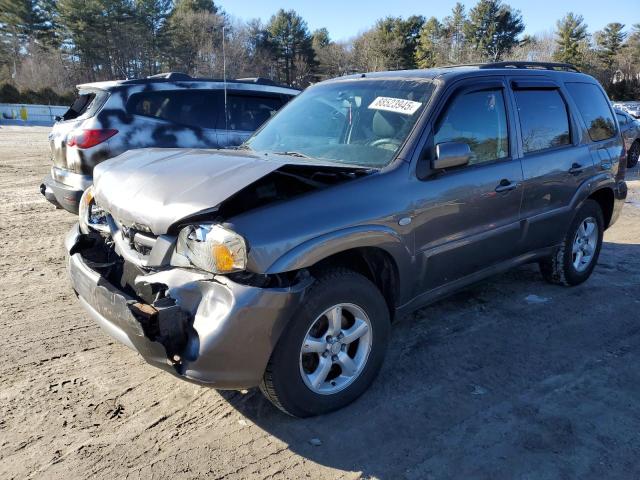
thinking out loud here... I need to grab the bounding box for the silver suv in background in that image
[41,73,299,213]
[614,108,640,168]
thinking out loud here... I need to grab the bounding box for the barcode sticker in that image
[368,96,422,115]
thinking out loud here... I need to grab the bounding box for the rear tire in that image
[260,269,390,417]
[628,140,640,169]
[539,199,604,286]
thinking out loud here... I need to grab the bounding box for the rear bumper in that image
[66,225,311,389]
[41,168,92,214]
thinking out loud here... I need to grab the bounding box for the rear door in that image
[217,92,285,147]
[412,77,525,292]
[509,77,593,250]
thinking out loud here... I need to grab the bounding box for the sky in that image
[222,0,639,42]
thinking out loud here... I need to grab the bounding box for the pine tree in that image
[443,3,467,63]
[266,9,315,86]
[595,23,627,71]
[464,0,524,61]
[415,17,443,68]
[553,13,589,66]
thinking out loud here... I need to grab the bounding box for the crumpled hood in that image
[93,148,285,234]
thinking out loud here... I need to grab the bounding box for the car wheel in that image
[260,269,390,417]
[539,199,604,286]
[628,140,640,169]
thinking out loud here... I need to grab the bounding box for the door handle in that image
[495,179,519,193]
[568,163,584,175]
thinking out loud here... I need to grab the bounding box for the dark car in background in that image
[41,72,299,213]
[66,62,627,416]
[615,108,640,168]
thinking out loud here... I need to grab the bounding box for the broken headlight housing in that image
[175,224,247,274]
[78,185,108,234]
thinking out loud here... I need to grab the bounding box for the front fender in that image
[265,224,413,276]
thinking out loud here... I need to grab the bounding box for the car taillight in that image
[67,129,118,149]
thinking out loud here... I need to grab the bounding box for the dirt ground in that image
[1,126,640,480]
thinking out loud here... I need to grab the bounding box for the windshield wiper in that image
[272,151,313,159]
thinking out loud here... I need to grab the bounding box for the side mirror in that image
[432,142,471,170]
[54,115,62,122]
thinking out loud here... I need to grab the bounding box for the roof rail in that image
[235,77,280,86]
[478,61,580,73]
[146,72,193,80]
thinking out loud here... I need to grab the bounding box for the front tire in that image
[260,269,390,417]
[539,199,604,286]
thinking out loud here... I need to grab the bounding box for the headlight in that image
[176,224,247,274]
[78,185,108,234]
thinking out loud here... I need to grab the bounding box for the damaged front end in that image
[66,225,311,389]
[66,148,370,388]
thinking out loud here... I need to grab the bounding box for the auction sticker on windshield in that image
[368,97,422,115]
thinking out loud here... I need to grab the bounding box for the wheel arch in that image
[587,187,615,229]
[265,225,412,320]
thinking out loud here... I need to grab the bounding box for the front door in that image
[412,78,524,293]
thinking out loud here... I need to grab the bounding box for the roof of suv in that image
[333,61,596,84]
[77,72,300,95]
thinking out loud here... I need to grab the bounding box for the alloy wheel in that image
[299,303,372,395]
[572,217,598,272]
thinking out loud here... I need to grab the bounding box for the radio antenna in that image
[222,25,229,146]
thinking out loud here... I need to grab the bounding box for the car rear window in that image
[223,94,283,132]
[514,89,571,153]
[565,82,616,142]
[128,90,222,129]
[62,91,105,121]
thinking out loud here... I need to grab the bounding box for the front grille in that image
[107,214,158,267]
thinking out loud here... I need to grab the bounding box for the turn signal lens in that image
[212,244,235,272]
[67,129,118,149]
[176,224,247,274]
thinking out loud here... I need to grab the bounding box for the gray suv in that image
[41,73,299,213]
[65,62,627,417]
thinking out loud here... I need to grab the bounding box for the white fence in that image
[0,103,67,126]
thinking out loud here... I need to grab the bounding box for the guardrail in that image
[0,103,67,126]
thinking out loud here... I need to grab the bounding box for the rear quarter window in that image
[127,90,222,129]
[565,82,616,142]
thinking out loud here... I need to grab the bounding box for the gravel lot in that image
[1,126,640,479]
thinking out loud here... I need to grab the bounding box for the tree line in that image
[0,0,639,104]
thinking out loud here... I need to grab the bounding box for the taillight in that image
[67,129,118,149]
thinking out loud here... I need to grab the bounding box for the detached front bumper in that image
[66,225,310,389]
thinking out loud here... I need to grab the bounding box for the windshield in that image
[245,78,434,168]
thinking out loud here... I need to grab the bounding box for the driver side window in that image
[434,89,509,165]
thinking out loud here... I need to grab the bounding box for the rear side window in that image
[565,82,616,142]
[434,89,509,165]
[514,89,571,153]
[128,90,222,129]
[224,94,282,132]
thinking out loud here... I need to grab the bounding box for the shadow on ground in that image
[221,242,640,479]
